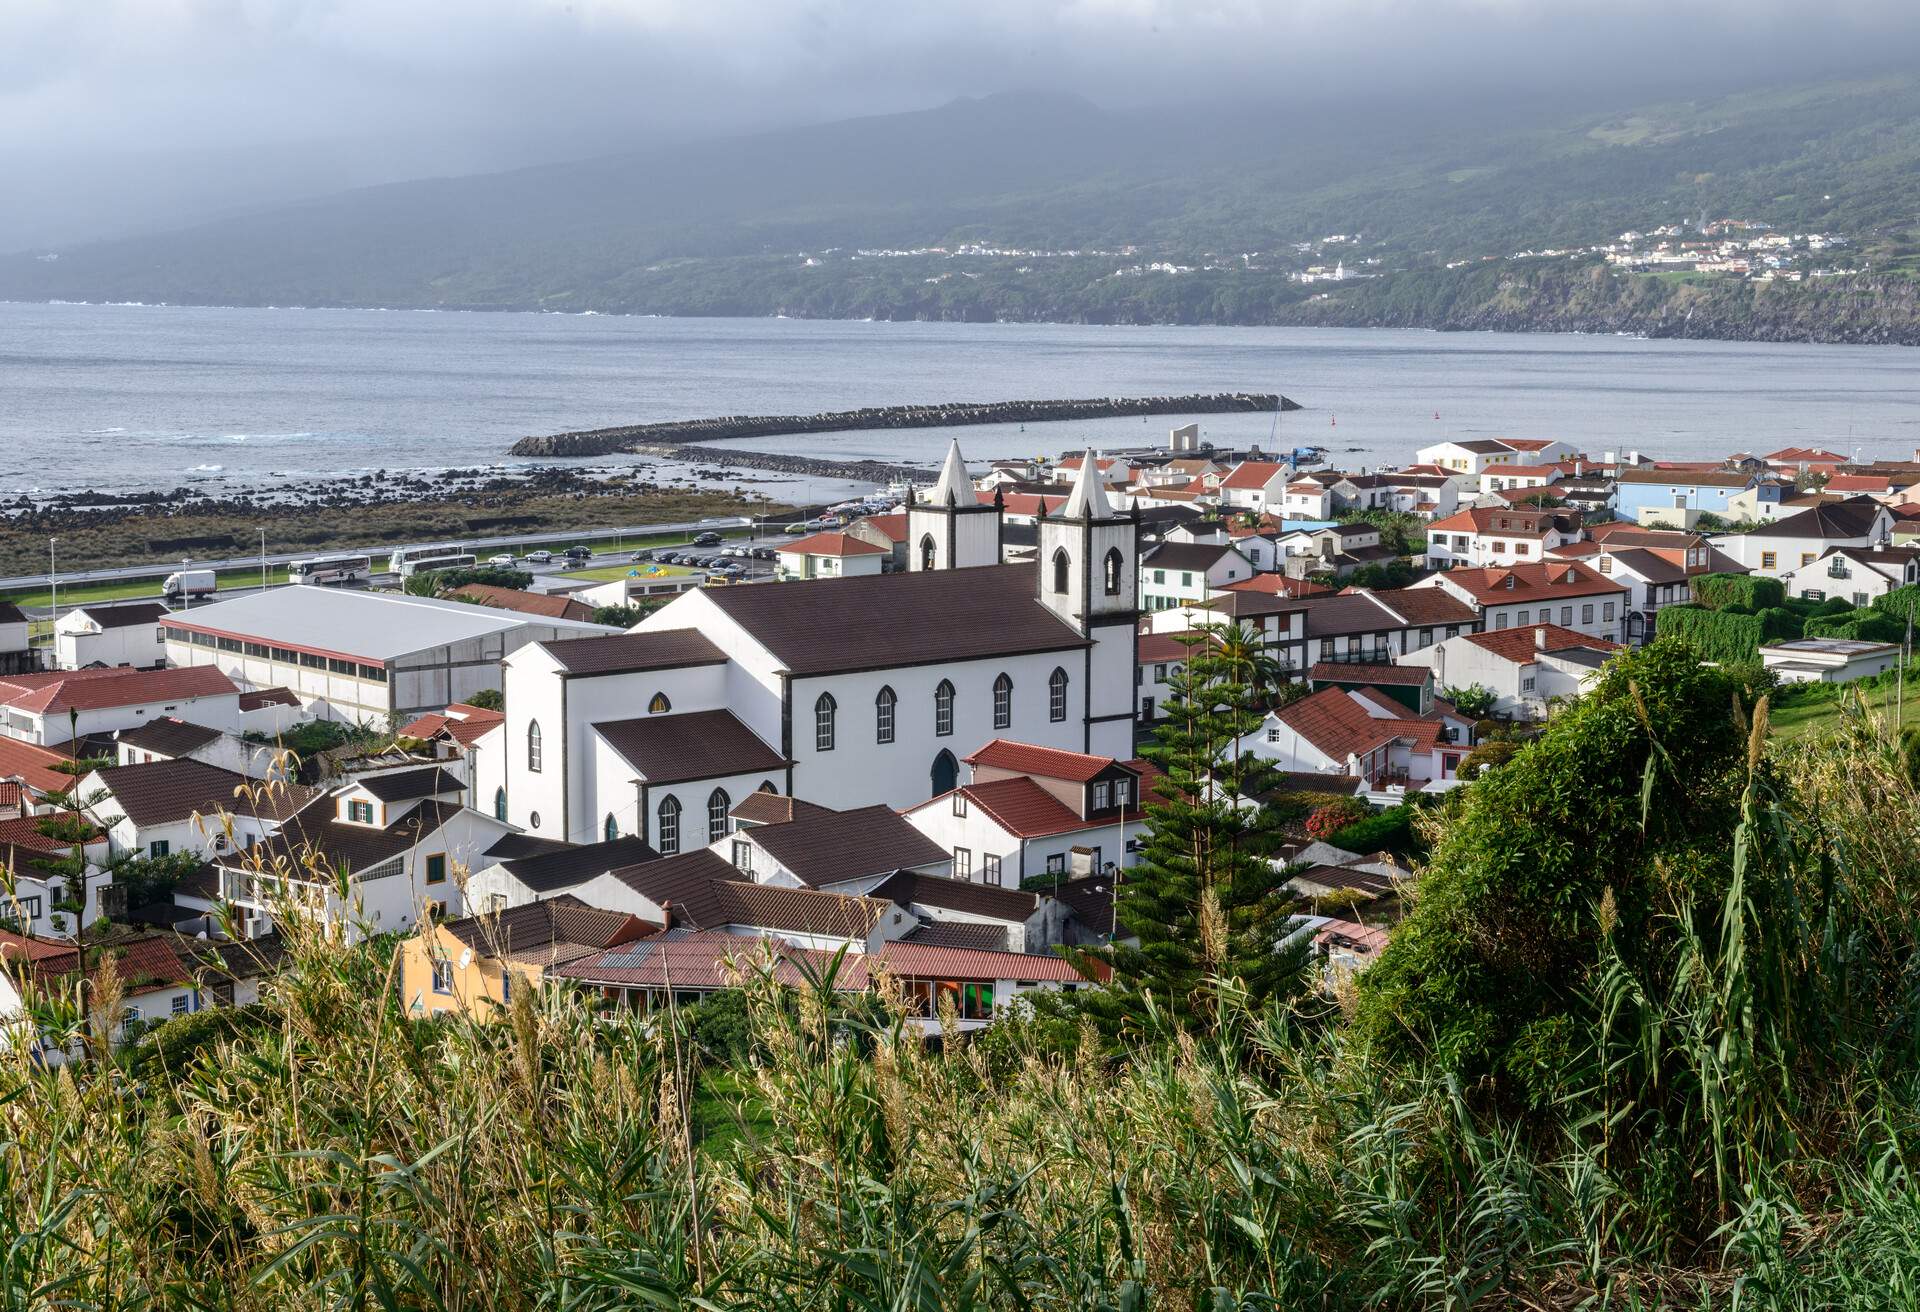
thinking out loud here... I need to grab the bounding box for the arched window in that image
[934,679,955,737]
[493,787,507,822]
[1104,547,1124,596]
[992,672,1013,730]
[648,691,671,714]
[657,795,681,855]
[526,719,543,773]
[1049,667,1069,722]
[919,534,937,571]
[604,813,619,842]
[757,779,777,794]
[1051,548,1071,595]
[815,692,837,752]
[875,685,897,744]
[708,788,731,843]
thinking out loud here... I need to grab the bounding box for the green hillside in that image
[7,76,1920,338]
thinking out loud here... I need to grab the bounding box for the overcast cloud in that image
[4,0,1918,249]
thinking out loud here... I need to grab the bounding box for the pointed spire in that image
[929,439,979,508]
[1061,448,1115,521]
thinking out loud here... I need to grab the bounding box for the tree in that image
[1441,683,1498,719]
[1213,623,1287,707]
[1071,631,1307,1034]
[464,688,505,712]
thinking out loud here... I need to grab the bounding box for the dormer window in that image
[346,799,375,825]
[1091,781,1111,810]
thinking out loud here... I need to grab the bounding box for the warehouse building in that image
[162,586,616,726]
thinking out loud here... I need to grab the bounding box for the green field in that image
[1770,677,1920,739]
[5,564,292,610]
[559,563,703,583]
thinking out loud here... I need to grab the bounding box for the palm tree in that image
[1211,623,1287,707]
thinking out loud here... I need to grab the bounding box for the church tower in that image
[1037,451,1139,757]
[907,439,1003,571]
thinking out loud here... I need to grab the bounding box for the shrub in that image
[1804,609,1903,643]
[1304,797,1370,839]
[1692,573,1785,612]
[463,688,504,711]
[1326,804,1416,855]
[1457,738,1521,779]
[1441,684,1497,720]
[1874,584,1920,624]
[1655,605,1766,662]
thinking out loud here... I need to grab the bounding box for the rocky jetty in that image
[509,393,1295,458]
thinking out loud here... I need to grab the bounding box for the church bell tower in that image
[1037,451,1139,756]
[908,439,1004,571]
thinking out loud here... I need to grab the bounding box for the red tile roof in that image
[781,531,888,557]
[965,739,1117,783]
[1218,461,1289,491]
[1824,474,1899,492]
[942,776,1135,840]
[0,738,82,795]
[1309,662,1429,687]
[1498,438,1561,453]
[1464,623,1621,665]
[400,703,504,746]
[1220,575,1334,599]
[449,584,596,622]
[1275,688,1413,762]
[238,687,300,712]
[1426,507,1567,535]
[1137,631,1201,663]
[1765,447,1849,463]
[875,939,1088,983]
[0,813,95,859]
[1422,562,1626,605]
[0,665,237,717]
[854,512,909,543]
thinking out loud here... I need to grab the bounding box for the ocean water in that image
[4,300,1920,498]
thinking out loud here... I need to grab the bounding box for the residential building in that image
[400,895,654,1019]
[1272,522,1398,579]
[53,602,170,671]
[448,584,599,624]
[1248,686,1471,795]
[1401,624,1621,719]
[901,739,1152,888]
[1711,498,1896,578]
[1407,563,1629,643]
[77,758,316,860]
[163,586,616,725]
[1294,587,1482,666]
[1423,506,1583,570]
[775,531,890,581]
[1136,630,1192,721]
[1780,546,1920,606]
[1216,460,1295,514]
[0,605,31,676]
[845,513,910,571]
[112,716,272,778]
[1412,439,1523,488]
[0,665,242,747]
[1758,638,1900,684]
[1139,541,1257,611]
[1549,527,1737,644]
[1614,469,1782,524]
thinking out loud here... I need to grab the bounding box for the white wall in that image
[56,615,165,670]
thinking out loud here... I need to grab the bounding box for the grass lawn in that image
[2,565,292,609]
[560,563,702,583]
[1771,678,1920,739]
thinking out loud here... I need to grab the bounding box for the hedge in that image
[1803,609,1904,643]
[1656,606,1764,662]
[1692,573,1785,612]
[1326,805,1417,856]
[1874,586,1920,625]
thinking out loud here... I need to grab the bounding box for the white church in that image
[491,444,1142,849]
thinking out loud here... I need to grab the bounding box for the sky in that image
[4,0,1918,251]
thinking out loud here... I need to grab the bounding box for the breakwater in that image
[509,393,1295,457]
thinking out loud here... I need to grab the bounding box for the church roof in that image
[594,710,789,785]
[697,564,1087,676]
[929,439,980,507]
[1059,448,1117,519]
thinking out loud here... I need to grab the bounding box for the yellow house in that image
[400,894,652,1020]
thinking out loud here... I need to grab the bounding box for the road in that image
[0,506,837,592]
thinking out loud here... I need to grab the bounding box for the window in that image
[954,847,972,879]
[358,664,387,682]
[327,657,355,675]
[657,796,681,855]
[243,641,269,657]
[983,853,1002,884]
[1522,676,1536,692]
[1598,555,1612,573]
[992,673,1012,729]
[1581,604,1594,624]
[501,968,512,1004]
[425,853,447,885]
[874,686,896,744]
[1154,662,1167,681]
[1761,551,1778,570]
[1514,543,1529,557]
[1494,614,1509,631]
[815,692,837,752]
[648,691,671,714]
[172,994,191,1016]
[1801,552,1816,567]
[919,535,937,571]
[953,793,968,817]
[432,960,454,995]
[731,839,753,872]
[1104,548,1124,595]
[1046,853,1066,874]
[604,813,619,841]
[1052,548,1071,594]
[494,787,507,821]
[1517,609,1529,625]
[1091,781,1111,809]
[1153,569,1165,584]
[1266,726,1280,743]
[148,839,172,859]
[1048,667,1068,722]
[1559,606,1572,625]
[934,680,955,736]
[707,788,730,843]
[1318,637,1334,658]
[347,799,374,824]
[1115,778,1132,808]
[527,720,543,773]
[1603,602,1615,621]
[528,810,541,830]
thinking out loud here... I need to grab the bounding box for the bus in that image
[387,543,469,575]
[396,552,477,580]
[287,553,373,587]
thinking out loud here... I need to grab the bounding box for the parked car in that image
[692,531,722,547]
[754,546,777,560]
[487,553,515,566]
[525,549,553,564]
[630,549,655,563]
[564,547,592,563]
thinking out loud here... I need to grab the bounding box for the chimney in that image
[1069,846,1096,877]
[1535,626,1549,651]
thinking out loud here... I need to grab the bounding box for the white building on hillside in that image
[55,602,170,671]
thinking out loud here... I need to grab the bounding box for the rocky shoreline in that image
[509,393,1294,458]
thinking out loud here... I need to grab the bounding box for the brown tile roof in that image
[1309,662,1429,686]
[877,940,1088,983]
[1137,631,1200,663]
[1275,688,1430,762]
[496,835,662,894]
[698,564,1087,676]
[113,717,223,759]
[1364,588,1480,627]
[728,792,831,827]
[965,739,1117,783]
[1446,439,1519,455]
[745,804,949,887]
[540,628,729,677]
[1143,542,1242,572]
[0,665,237,716]
[449,584,596,623]
[899,920,1015,950]
[609,850,895,937]
[1745,497,1888,540]
[1420,563,1627,605]
[230,794,464,879]
[1427,506,1569,534]
[441,894,653,963]
[594,710,787,786]
[238,687,300,712]
[91,760,315,828]
[75,602,170,629]
[1616,468,1758,488]
[1464,623,1621,665]
[781,532,887,557]
[356,766,465,803]
[0,738,83,795]
[0,813,95,860]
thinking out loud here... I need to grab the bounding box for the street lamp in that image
[260,528,269,593]
[46,537,57,664]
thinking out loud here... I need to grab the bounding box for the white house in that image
[54,602,170,671]
[1249,687,1471,795]
[0,605,29,673]
[1400,624,1621,720]
[1711,498,1896,579]
[0,665,243,747]
[113,716,272,778]
[901,739,1152,888]
[1412,439,1522,489]
[78,758,317,861]
[1779,546,1920,606]
[1139,541,1257,611]
[1216,461,1294,514]
[1424,506,1583,570]
[1407,563,1629,644]
[498,449,1143,839]
[1758,638,1901,684]
[775,531,889,581]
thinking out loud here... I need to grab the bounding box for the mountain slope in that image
[6,77,1920,338]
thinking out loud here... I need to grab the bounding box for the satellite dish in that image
[456,949,472,970]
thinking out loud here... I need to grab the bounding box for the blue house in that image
[1612,469,1784,523]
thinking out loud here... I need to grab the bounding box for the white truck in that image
[161,569,218,602]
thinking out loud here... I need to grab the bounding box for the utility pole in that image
[260,529,268,592]
[46,537,57,666]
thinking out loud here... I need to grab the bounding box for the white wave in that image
[83,427,127,434]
